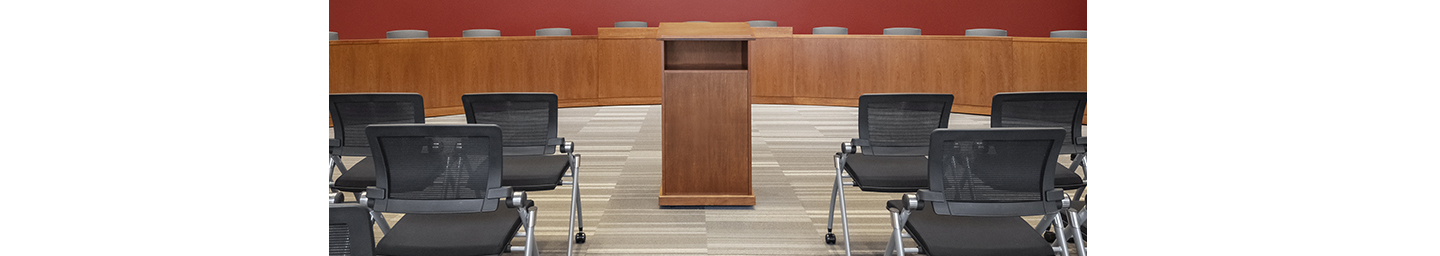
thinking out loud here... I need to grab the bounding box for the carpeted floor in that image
[332,104,1086,255]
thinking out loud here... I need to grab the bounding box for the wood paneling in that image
[660,70,752,205]
[1011,38,1087,93]
[750,38,793,98]
[330,33,1085,117]
[598,39,662,100]
[329,37,597,116]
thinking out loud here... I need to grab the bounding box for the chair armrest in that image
[507,189,527,208]
[560,141,575,154]
[1044,189,1066,202]
[364,187,385,207]
[487,187,514,199]
[901,194,923,211]
[849,138,871,147]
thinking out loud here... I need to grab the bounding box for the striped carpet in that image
[332,104,1086,255]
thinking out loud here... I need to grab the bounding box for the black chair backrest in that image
[367,124,507,213]
[329,204,375,256]
[926,128,1065,217]
[330,93,426,154]
[858,94,955,156]
[990,92,1086,146]
[461,93,560,155]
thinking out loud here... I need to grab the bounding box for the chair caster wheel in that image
[825,233,836,244]
[575,232,586,244]
[1044,231,1056,243]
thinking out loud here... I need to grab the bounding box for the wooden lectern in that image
[657,22,756,206]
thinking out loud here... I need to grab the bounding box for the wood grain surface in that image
[660,70,753,205]
[329,29,1086,117]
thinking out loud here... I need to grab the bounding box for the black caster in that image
[575,232,587,244]
[825,233,837,244]
[1044,231,1056,243]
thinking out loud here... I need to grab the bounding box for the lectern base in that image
[658,194,756,206]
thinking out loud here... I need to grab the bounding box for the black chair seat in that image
[1054,162,1085,190]
[332,157,376,192]
[892,200,1055,256]
[844,153,928,192]
[502,155,570,191]
[374,201,530,256]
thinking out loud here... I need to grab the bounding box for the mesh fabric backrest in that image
[865,101,949,147]
[329,204,373,256]
[936,138,1055,203]
[378,136,494,200]
[469,100,552,148]
[335,101,420,148]
[994,98,1082,145]
[329,223,353,255]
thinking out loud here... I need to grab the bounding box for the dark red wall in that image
[329,0,1085,39]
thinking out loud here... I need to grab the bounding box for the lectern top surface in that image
[657,22,755,40]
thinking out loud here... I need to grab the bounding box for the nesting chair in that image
[331,204,375,256]
[362,124,539,256]
[329,93,425,233]
[883,128,1086,256]
[990,92,1088,242]
[461,93,588,250]
[826,94,954,254]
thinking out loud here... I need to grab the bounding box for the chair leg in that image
[567,154,583,256]
[1036,213,1055,233]
[833,154,853,256]
[1066,209,1087,256]
[527,206,538,256]
[332,155,349,175]
[574,154,585,239]
[1052,212,1071,256]
[825,154,841,244]
[369,208,390,235]
[890,210,906,256]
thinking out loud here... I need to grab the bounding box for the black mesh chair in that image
[331,204,375,256]
[363,124,538,256]
[884,128,1086,256]
[461,93,587,249]
[825,93,954,254]
[990,92,1087,239]
[329,93,425,234]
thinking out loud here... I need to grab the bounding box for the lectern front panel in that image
[660,70,753,206]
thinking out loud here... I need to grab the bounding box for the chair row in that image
[328,92,1088,256]
[824,92,1088,256]
[328,93,586,256]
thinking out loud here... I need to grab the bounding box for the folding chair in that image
[363,124,539,256]
[884,128,1086,256]
[826,93,954,255]
[330,204,375,256]
[461,93,587,252]
[330,93,425,234]
[989,92,1087,241]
